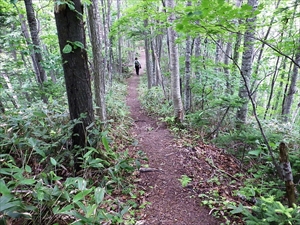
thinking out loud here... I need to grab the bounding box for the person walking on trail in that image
[134,57,141,75]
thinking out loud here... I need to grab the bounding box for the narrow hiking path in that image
[126,50,221,225]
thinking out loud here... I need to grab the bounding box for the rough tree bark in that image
[54,0,95,171]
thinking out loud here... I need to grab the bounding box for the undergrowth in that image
[0,80,144,225]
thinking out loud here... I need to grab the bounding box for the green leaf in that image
[94,187,105,204]
[230,203,244,214]
[55,204,74,214]
[102,136,110,151]
[18,179,36,185]
[33,111,46,118]
[50,157,58,166]
[0,196,20,212]
[66,2,75,11]
[77,178,87,191]
[62,44,72,54]
[25,165,32,173]
[73,41,84,49]
[27,138,46,158]
[73,189,93,203]
[0,179,10,195]
[248,149,262,156]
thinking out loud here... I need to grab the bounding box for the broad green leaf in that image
[102,136,109,151]
[230,203,244,214]
[0,196,20,211]
[248,149,262,156]
[25,165,32,173]
[86,204,97,218]
[50,157,58,166]
[62,44,72,54]
[55,204,74,214]
[73,189,93,203]
[18,178,36,185]
[37,189,44,201]
[0,179,10,195]
[94,187,105,204]
[77,178,87,191]
[73,41,84,49]
[33,111,46,118]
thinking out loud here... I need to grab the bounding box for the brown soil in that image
[126,50,222,225]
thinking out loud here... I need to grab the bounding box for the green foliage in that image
[106,82,130,123]
[139,85,173,117]
[0,133,141,224]
[178,175,192,187]
[0,70,144,224]
[175,0,261,37]
[63,41,85,53]
[230,197,300,225]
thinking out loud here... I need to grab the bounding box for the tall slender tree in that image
[236,0,258,127]
[167,0,184,123]
[24,0,47,84]
[87,0,107,123]
[282,42,300,122]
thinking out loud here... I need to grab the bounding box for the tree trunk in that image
[236,0,258,127]
[144,17,152,89]
[100,0,110,86]
[24,0,47,84]
[54,0,95,171]
[264,56,280,119]
[167,0,184,123]
[232,0,243,66]
[194,36,201,79]
[224,41,232,93]
[282,49,300,122]
[184,34,192,113]
[87,0,107,123]
[17,13,40,83]
[2,72,20,109]
[106,0,113,87]
[272,58,287,114]
[0,99,4,114]
[279,142,296,208]
[152,37,166,97]
[251,0,281,106]
[117,0,122,77]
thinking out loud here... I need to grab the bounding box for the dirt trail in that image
[126,50,220,225]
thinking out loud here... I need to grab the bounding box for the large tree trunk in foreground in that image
[54,0,95,170]
[167,0,184,123]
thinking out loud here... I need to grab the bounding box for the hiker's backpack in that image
[134,60,139,67]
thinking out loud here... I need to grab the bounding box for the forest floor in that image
[125,50,246,224]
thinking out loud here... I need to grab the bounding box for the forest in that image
[1,0,300,224]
